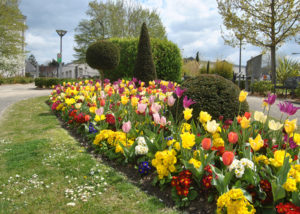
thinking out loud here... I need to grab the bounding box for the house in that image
[62,63,99,79]
[25,60,37,77]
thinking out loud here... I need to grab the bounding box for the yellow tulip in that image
[240,116,250,129]
[284,119,297,134]
[183,108,193,121]
[239,90,248,102]
[199,111,212,124]
[249,134,264,151]
[293,133,300,146]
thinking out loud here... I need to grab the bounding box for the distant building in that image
[62,63,99,79]
[25,60,37,77]
[39,65,57,77]
[233,64,246,79]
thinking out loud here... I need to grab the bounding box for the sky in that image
[20,0,300,66]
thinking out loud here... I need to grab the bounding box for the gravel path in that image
[0,83,51,119]
[247,95,300,125]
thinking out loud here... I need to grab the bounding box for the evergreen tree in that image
[28,54,38,68]
[195,51,199,62]
[133,23,157,84]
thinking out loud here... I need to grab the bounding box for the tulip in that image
[249,134,264,151]
[264,93,277,105]
[278,102,300,116]
[228,132,238,144]
[95,107,104,116]
[160,116,167,126]
[84,114,90,122]
[167,95,176,107]
[100,99,105,106]
[183,108,193,121]
[268,120,283,131]
[153,113,161,124]
[151,103,161,114]
[201,138,211,150]
[122,121,131,133]
[137,103,147,114]
[175,87,186,98]
[206,120,219,134]
[183,96,196,109]
[222,151,234,166]
[239,90,248,102]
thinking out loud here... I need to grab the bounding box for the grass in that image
[0,96,178,214]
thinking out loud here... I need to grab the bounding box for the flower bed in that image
[48,78,300,213]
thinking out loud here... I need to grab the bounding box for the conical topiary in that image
[133,23,157,84]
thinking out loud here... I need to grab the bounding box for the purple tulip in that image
[264,93,277,105]
[168,81,174,89]
[183,96,196,109]
[118,87,125,94]
[132,77,138,83]
[175,87,186,98]
[278,102,300,116]
[284,134,298,149]
[160,85,167,93]
[104,79,110,83]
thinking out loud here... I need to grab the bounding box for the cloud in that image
[20,0,300,66]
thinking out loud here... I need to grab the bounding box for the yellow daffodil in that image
[239,90,248,102]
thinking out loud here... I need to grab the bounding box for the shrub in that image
[177,74,249,121]
[182,60,200,78]
[251,81,273,96]
[210,60,234,80]
[133,23,157,83]
[108,38,182,82]
[34,78,81,88]
[276,57,299,85]
[86,41,120,80]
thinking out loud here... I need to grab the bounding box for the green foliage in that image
[27,54,38,68]
[178,74,249,121]
[251,81,274,96]
[276,57,300,85]
[210,60,234,80]
[34,78,78,88]
[107,38,182,82]
[133,23,157,83]
[182,60,200,78]
[0,76,34,85]
[86,41,120,79]
[0,0,27,57]
[73,0,166,63]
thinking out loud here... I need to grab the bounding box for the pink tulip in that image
[153,113,161,124]
[160,116,167,126]
[149,95,156,104]
[122,121,131,133]
[137,103,147,113]
[151,103,161,114]
[167,96,176,107]
[95,107,104,115]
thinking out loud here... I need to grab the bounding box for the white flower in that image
[136,136,146,146]
[254,111,267,123]
[206,120,219,134]
[135,145,149,155]
[67,202,76,206]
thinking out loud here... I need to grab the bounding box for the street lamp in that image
[56,29,67,78]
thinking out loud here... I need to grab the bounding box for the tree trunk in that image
[270,45,276,87]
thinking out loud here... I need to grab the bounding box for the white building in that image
[62,63,99,79]
[233,64,246,79]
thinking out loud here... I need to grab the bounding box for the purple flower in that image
[284,134,298,149]
[118,87,125,94]
[104,79,110,83]
[175,87,186,98]
[160,85,167,93]
[264,93,277,105]
[278,102,300,116]
[168,81,174,89]
[155,79,161,85]
[132,77,138,83]
[183,96,196,108]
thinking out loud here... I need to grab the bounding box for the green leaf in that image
[277,156,291,186]
[188,189,198,201]
[292,191,300,206]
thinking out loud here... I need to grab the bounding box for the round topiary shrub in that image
[86,41,120,79]
[178,74,249,121]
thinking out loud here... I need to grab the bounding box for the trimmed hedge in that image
[109,38,182,82]
[178,74,249,121]
[34,78,82,88]
[250,81,274,96]
[0,76,34,85]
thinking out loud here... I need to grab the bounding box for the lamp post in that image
[56,29,67,78]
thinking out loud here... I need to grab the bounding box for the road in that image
[0,83,51,119]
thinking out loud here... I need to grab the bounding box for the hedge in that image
[34,78,81,88]
[108,38,182,82]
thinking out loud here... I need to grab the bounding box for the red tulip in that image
[201,138,211,150]
[228,132,238,144]
[84,114,90,122]
[222,151,234,166]
[100,99,105,106]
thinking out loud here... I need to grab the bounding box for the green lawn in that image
[0,96,177,214]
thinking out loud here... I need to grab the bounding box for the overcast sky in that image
[20,0,300,66]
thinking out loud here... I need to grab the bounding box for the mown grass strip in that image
[0,96,177,214]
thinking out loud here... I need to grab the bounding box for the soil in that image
[53,109,217,214]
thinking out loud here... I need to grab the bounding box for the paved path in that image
[247,95,300,125]
[0,83,51,119]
